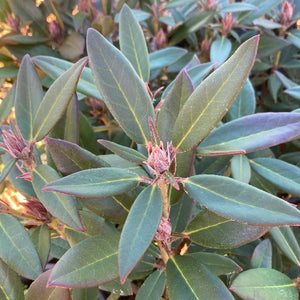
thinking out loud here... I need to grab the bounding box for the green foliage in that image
[0,0,300,298]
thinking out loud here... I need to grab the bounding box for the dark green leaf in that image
[98,139,147,164]
[257,34,290,58]
[32,57,88,142]
[15,54,43,140]
[119,4,149,82]
[184,175,300,226]
[119,185,162,283]
[99,277,132,296]
[50,238,70,259]
[87,28,155,145]
[250,158,300,197]
[166,255,234,300]
[270,227,300,266]
[184,209,269,249]
[48,232,120,288]
[250,239,272,268]
[0,259,24,300]
[43,167,140,197]
[230,269,298,300]
[32,165,84,231]
[136,270,166,300]
[25,270,71,300]
[33,56,102,101]
[172,36,259,151]
[71,287,99,300]
[0,214,43,280]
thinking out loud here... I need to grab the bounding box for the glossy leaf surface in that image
[0,214,42,280]
[184,209,269,249]
[184,175,300,226]
[172,36,259,151]
[198,113,300,155]
[42,167,140,197]
[32,165,84,231]
[250,158,300,197]
[119,4,149,82]
[33,57,88,142]
[15,54,43,140]
[87,28,155,145]
[166,255,234,300]
[230,268,298,300]
[119,185,162,283]
[48,232,119,288]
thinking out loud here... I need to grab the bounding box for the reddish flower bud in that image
[154,217,171,241]
[222,13,233,37]
[204,0,216,10]
[280,1,294,27]
[5,13,20,32]
[201,38,210,53]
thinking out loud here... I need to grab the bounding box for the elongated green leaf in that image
[25,270,71,300]
[198,113,300,155]
[32,57,88,142]
[270,227,300,266]
[172,36,259,151]
[230,269,298,300]
[184,175,300,226]
[0,157,17,184]
[43,167,140,197]
[188,252,242,276]
[119,185,162,283]
[184,209,269,249]
[136,270,166,300]
[71,287,99,300]
[0,82,15,121]
[250,239,272,268]
[158,70,194,143]
[47,137,107,175]
[274,70,297,89]
[32,165,84,231]
[87,28,155,145]
[166,255,234,300]
[29,225,51,269]
[220,2,258,13]
[119,4,149,82]
[288,29,300,49]
[0,259,24,300]
[231,154,251,184]
[15,54,43,140]
[100,277,132,296]
[257,34,290,58]
[250,158,300,197]
[48,232,120,288]
[0,214,43,280]
[210,37,232,64]
[284,85,300,100]
[98,139,147,164]
[33,56,102,100]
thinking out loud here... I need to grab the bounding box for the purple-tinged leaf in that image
[32,165,84,231]
[250,239,272,269]
[25,270,71,300]
[0,157,17,184]
[184,209,269,249]
[32,57,88,142]
[0,214,43,280]
[119,185,162,283]
[42,167,140,198]
[48,232,120,288]
[184,175,300,226]
[230,269,298,300]
[15,54,44,141]
[198,113,300,155]
[98,139,147,164]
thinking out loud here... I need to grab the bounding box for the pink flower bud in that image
[280,1,294,27]
[204,0,216,10]
[154,217,172,241]
[5,13,19,32]
[222,13,233,37]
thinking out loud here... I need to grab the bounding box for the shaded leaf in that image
[71,287,99,300]
[119,4,149,81]
[87,28,155,145]
[172,36,259,151]
[250,239,272,269]
[250,158,300,197]
[99,277,132,296]
[48,232,120,288]
[0,157,17,185]
[0,82,15,121]
[33,57,88,142]
[32,165,84,231]
[119,185,162,283]
[0,214,43,280]
[50,238,70,259]
[230,268,298,300]
[231,154,251,184]
[198,113,300,155]
[136,270,166,300]
[166,255,234,300]
[25,270,71,300]
[270,227,300,266]
[184,209,269,249]
[15,54,43,140]
[257,34,290,58]
[43,167,140,197]
[184,175,300,226]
